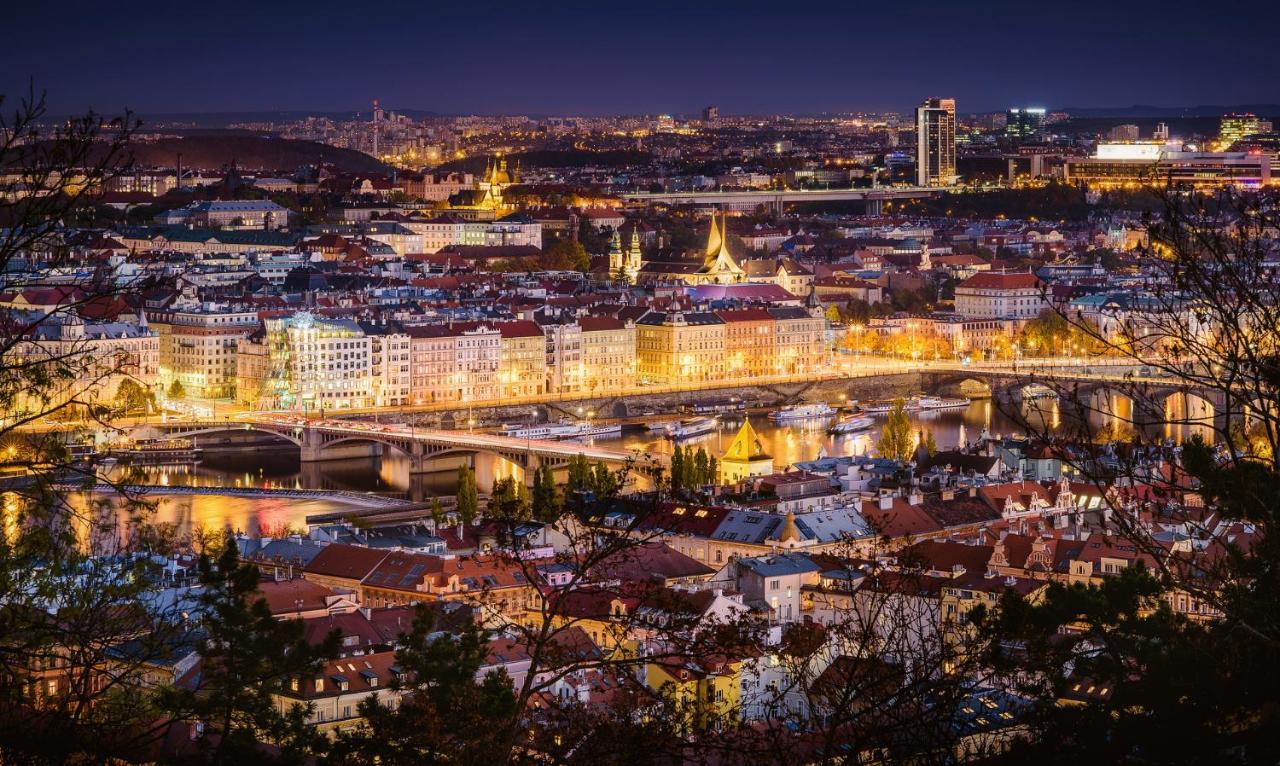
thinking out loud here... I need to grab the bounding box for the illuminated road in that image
[147,414,665,468]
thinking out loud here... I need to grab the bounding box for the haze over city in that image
[5,0,1278,115]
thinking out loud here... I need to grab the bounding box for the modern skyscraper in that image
[1108,124,1140,142]
[1005,107,1047,143]
[916,98,956,187]
[1219,114,1273,149]
[702,105,720,124]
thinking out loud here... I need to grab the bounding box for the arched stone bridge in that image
[130,418,663,482]
[918,363,1238,433]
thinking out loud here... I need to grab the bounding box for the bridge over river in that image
[919,359,1238,434]
[130,416,665,484]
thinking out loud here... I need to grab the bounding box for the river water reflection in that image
[82,399,1037,534]
[69,393,1210,536]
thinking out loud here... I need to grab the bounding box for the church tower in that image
[806,283,824,319]
[624,227,642,284]
[720,419,774,484]
[608,229,624,275]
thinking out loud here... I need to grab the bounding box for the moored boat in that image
[769,403,837,422]
[828,415,875,434]
[503,420,622,440]
[918,396,970,410]
[666,416,719,440]
[861,398,921,414]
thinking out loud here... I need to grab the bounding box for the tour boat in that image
[565,423,622,440]
[828,415,875,434]
[503,420,620,440]
[769,403,837,422]
[861,398,920,414]
[863,395,970,414]
[918,396,971,410]
[503,422,579,440]
[1021,383,1057,400]
[113,439,202,464]
[665,416,719,440]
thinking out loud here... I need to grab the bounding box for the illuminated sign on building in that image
[1095,143,1165,161]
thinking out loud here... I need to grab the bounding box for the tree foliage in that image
[876,399,914,462]
[455,464,479,525]
[541,238,590,272]
[113,378,152,413]
[972,188,1280,764]
[531,463,558,521]
[156,536,339,765]
[326,605,518,766]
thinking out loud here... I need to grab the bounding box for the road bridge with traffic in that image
[618,185,958,214]
[130,417,664,484]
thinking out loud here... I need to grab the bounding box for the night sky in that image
[4,0,1277,117]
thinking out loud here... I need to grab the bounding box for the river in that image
[64,398,1035,535]
[52,393,1209,537]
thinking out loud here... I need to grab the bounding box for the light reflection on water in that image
[50,394,1212,538]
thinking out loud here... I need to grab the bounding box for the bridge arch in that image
[1163,390,1216,444]
[313,433,417,461]
[929,375,994,399]
[135,423,304,448]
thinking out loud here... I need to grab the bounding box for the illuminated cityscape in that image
[1,2,1279,763]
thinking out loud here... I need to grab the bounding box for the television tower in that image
[372,99,383,156]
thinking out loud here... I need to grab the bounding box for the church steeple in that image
[806,283,823,317]
[704,213,723,258]
[608,229,624,273]
[704,212,743,284]
[776,511,803,545]
[624,226,642,284]
[628,227,642,260]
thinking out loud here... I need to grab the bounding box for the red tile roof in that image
[303,544,389,582]
[957,271,1043,290]
[256,579,341,616]
[860,498,943,539]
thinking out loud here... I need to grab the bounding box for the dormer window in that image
[313,678,324,693]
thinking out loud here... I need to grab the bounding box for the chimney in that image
[879,495,893,510]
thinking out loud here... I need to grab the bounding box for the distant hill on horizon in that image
[119,135,391,174]
[125,109,442,128]
[1057,104,1280,118]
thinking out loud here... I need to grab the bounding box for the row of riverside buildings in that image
[223,302,827,410]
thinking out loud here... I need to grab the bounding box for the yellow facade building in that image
[717,308,776,379]
[635,310,726,386]
[646,656,741,732]
[495,320,547,400]
[579,316,637,395]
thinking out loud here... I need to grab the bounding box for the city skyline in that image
[5,0,1278,116]
[3,3,1280,762]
